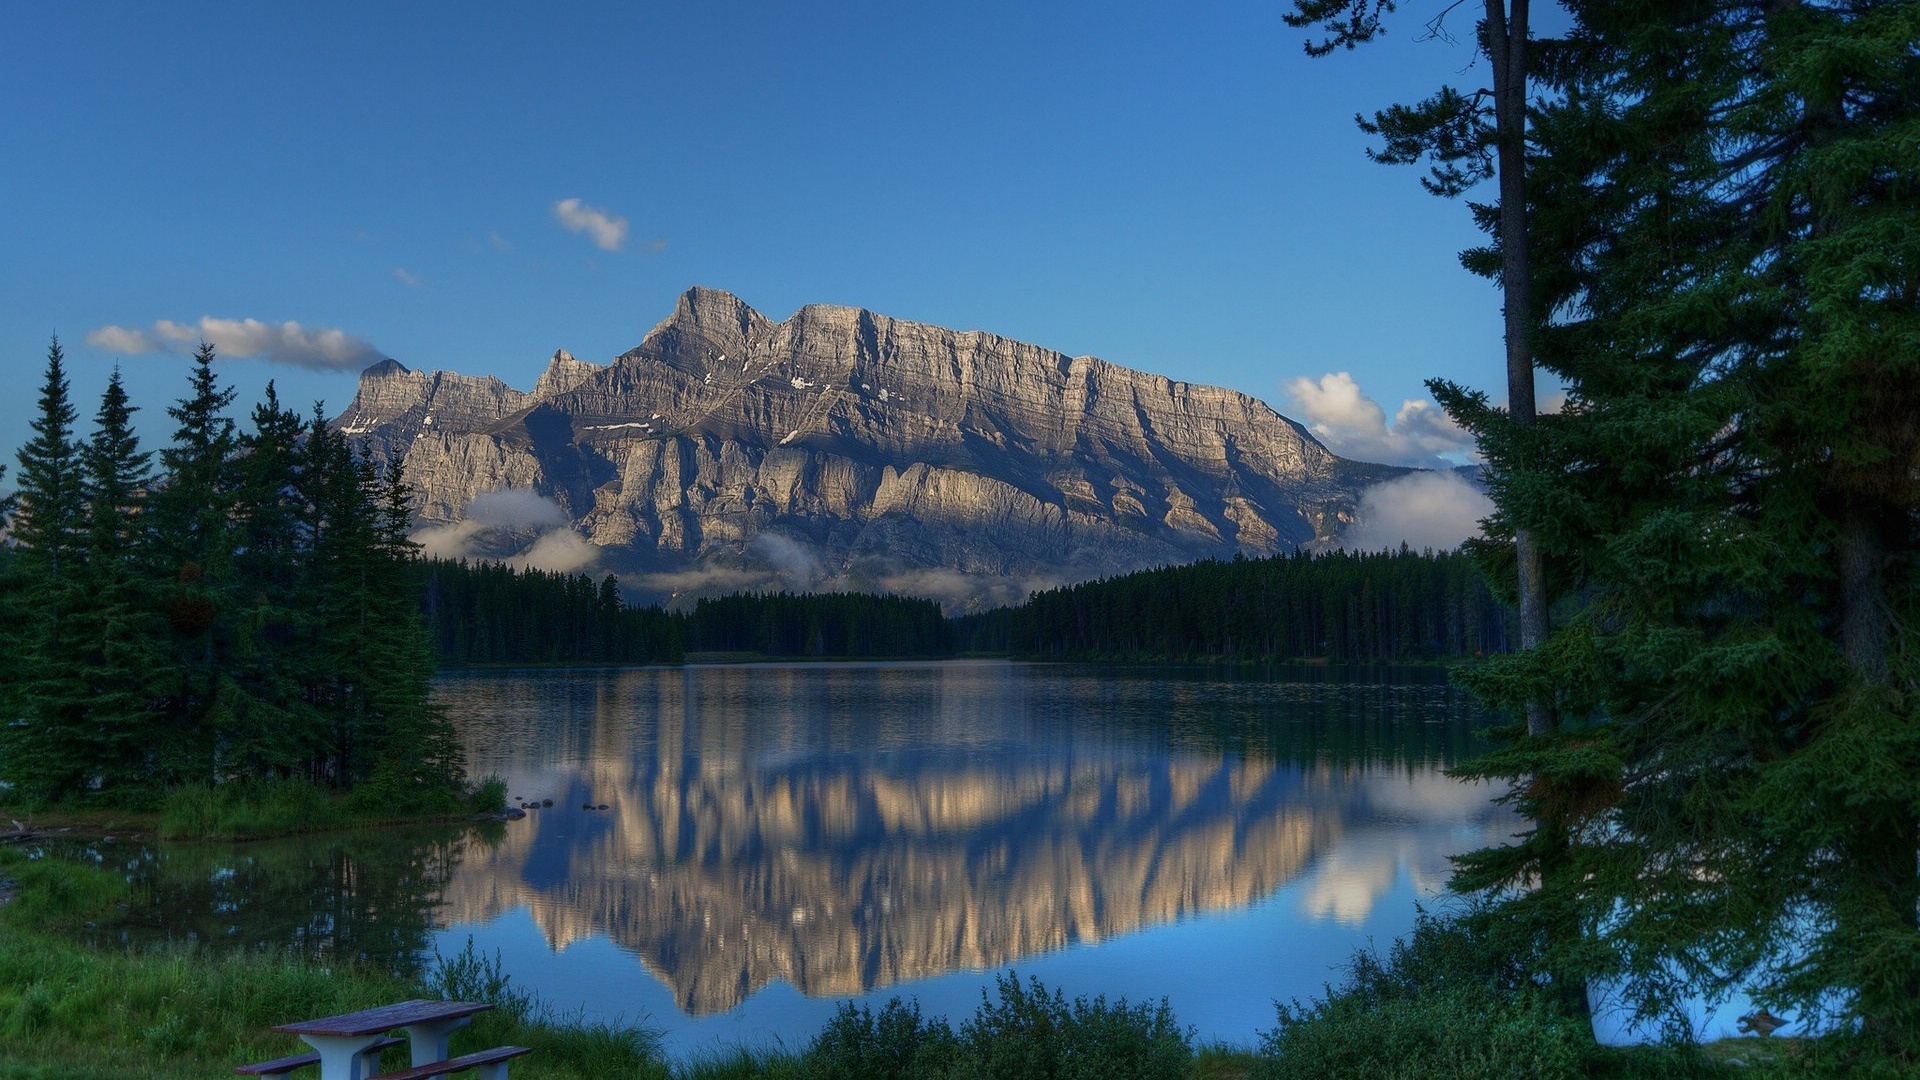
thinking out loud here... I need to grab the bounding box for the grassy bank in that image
[0,846,662,1079]
[0,848,1885,1079]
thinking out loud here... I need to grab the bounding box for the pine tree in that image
[351,454,466,809]
[1448,0,1920,1050]
[227,383,325,777]
[150,342,241,780]
[3,340,92,801]
[71,370,167,795]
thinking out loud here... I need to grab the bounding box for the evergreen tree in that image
[1447,0,1920,1050]
[351,453,465,809]
[12,338,85,576]
[150,342,241,780]
[73,369,166,794]
[2,340,92,801]
[227,383,324,777]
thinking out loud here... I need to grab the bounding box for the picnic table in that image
[239,999,528,1080]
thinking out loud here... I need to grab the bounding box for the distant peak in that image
[362,357,410,377]
[532,347,603,399]
[674,286,759,321]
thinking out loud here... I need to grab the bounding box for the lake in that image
[101,661,1515,1059]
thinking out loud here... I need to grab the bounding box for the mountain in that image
[335,287,1405,609]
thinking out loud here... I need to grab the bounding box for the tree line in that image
[413,571,947,663]
[956,548,1512,662]
[419,550,1511,666]
[0,341,462,810]
[416,559,685,666]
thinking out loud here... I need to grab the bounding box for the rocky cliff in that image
[336,287,1404,608]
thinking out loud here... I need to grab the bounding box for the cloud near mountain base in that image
[413,488,598,575]
[1339,471,1491,553]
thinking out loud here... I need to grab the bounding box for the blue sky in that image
[1,0,1527,474]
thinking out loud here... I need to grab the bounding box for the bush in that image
[468,774,509,814]
[1256,987,1589,1080]
[805,997,958,1080]
[956,972,1192,1080]
[159,779,337,840]
[1252,910,1595,1080]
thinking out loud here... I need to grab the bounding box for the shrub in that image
[468,774,509,814]
[956,972,1192,1080]
[159,779,336,840]
[805,997,958,1080]
[1256,986,1589,1080]
[1252,910,1595,1080]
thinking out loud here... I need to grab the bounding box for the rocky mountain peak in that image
[531,349,604,400]
[338,289,1405,610]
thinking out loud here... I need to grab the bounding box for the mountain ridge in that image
[336,287,1408,609]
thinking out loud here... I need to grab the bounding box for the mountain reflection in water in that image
[434,661,1512,1016]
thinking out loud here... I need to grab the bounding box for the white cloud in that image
[393,267,428,288]
[85,316,383,371]
[552,197,629,252]
[467,488,571,531]
[510,529,598,574]
[84,325,157,353]
[413,519,487,561]
[412,489,597,574]
[1339,471,1493,553]
[1282,372,1478,468]
[753,532,822,590]
[488,229,512,252]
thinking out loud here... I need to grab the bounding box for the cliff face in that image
[337,288,1403,607]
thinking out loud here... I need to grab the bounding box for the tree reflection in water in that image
[76,823,492,976]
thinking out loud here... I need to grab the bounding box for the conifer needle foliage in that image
[1,343,464,808]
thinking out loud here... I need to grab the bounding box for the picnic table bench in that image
[236,999,529,1080]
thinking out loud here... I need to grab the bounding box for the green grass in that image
[0,847,1899,1079]
[0,848,665,1079]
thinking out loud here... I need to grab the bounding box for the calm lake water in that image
[94,661,1516,1059]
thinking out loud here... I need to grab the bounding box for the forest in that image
[956,548,1512,661]
[0,342,463,811]
[416,549,1510,667]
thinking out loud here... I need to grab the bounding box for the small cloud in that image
[466,488,571,532]
[553,197,629,252]
[488,229,512,252]
[628,564,774,600]
[152,320,199,345]
[413,519,487,561]
[645,237,669,253]
[509,529,598,574]
[752,532,821,590]
[193,317,382,371]
[1282,372,1478,468]
[393,267,429,288]
[412,488,597,574]
[1339,471,1493,553]
[84,325,157,354]
[83,316,383,371]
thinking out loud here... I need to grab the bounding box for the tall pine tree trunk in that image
[1486,0,1549,736]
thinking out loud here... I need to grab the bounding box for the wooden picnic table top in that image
[271,999,493,1038]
